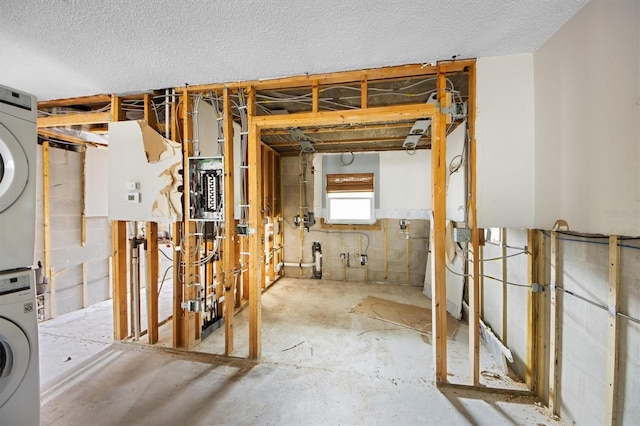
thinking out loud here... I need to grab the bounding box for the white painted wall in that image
[533,0,640,236]
[476,54,536,228]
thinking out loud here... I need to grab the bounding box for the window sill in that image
[320,218,381,231]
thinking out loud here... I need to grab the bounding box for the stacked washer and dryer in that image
[0,85,40,425]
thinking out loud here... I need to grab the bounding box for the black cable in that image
[158,265,173,295]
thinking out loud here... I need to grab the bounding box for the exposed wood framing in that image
[247,88,263,360]
[143,93,158,130]
[432,68,448,384]
[42,141,52,314]
[37,111,112,128]
[606,235,620,425]
[111,220,128,340]
[180,89,198,349]
[223,87,236,355]
[501,228,508,344]
[526,229,546,396]
[535,231,547,399]
[146,222,159,344]
[172,223,184,348]
[548,231,560,415]
[467,62,480,386]
[37,94,111,109]
[312,80,319,113]
[360,78,368,109]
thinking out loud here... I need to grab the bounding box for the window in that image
[326,173,375,225]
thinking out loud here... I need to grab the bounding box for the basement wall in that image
[281,155,429,285]
[482,231,640,425]
[35,144,111,318]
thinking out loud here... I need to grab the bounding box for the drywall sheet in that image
[84,146,108,217]
[108,120,182,222]
[476,54,535,228]
[350,296,458,339]
[533,0,640,236]
[446,122,466,223]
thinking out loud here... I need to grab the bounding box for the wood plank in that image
[467,61,480,386]
[111,94,125,122]
[37,128,107,147]
[37,111,112,128]
[606,235,620,425]
[248,87,264,360]
[112,221,128,340]
[146,222,159,344]
[526,229,535,389]
[223,87,236,355]
[252,102,439,129]
[143,93,158,130]
[37,94,111,109]
[535,231,546,399]
[548,231,560,415]
[432,70,448,384]
[172,223,184,348]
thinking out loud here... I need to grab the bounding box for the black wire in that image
[158,265,173,295]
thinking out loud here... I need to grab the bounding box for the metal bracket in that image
[531,283,545,293]
[608,303,617,319]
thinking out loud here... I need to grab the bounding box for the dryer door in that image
[0,318,30,409]
[0,123,29,214]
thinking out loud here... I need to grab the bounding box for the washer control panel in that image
[0,270,32,297]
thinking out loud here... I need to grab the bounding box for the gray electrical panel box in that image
[453,227,472,243]
[188,156,224,221]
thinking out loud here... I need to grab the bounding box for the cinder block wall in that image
[280,156,428,286]
[482,229,640,425]
[35,145,111,317]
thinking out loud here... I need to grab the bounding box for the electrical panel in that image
[188,156,224,221]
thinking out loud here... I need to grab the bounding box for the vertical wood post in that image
[42,141,52,317]
[112,220,128,340]
[146,222,159,344]
[247,87,263,360]
[549,231,560,415]
[223,87,236,355]
[606,235,620,425]
[432,67,448,384]
[501,228,508,344]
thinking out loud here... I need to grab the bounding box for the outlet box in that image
[453,227,471,243]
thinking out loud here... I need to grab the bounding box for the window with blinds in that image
[326,173,375,225]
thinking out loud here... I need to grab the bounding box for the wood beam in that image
[252,103,439,129]
[111,220,128,340]
[526,229,546,396]
[111,95,125,122]
[37,94,111,109]
[37,111,112,128]
[172,223,185,348]
[502,228,508,345]
[312,80,319,113]
[432,70,448,384]
[606,235,620,425]
[248,88,264,360]
[143,93,158,130]
[223,87,236,355]
[146,222,159,344]
[360,78,368,109]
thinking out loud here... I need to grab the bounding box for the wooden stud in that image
[606,235,620,425]
[467,59,480,386]
[143,93,158,130]
[312,80,319,113]
[172,223,185,348]
[383,219,388,280]
[181,89,198,348]
[223,87,236,355]
[146,222,159,344]
[525,229,546,395]
[501,228,508,344]
[247,87,264,360]
[535,231,546,399]
[360,78,368,109]
[42,141,52,315]
[111,220,128,340]
[82,262,88,308]
[37,94,112,109]
[432,68,448,384]
[526,229,536,389]
[548,231,560,415]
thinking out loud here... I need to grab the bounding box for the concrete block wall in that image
[35,145,112,317]
[482,229,640,425]
[281,156,428,286]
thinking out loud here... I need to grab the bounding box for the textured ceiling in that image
[0,0,587,101]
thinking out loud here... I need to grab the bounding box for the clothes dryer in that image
[0,269,40,426]
[0,85,37,272]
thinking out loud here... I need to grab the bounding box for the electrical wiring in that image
[340,151,354,166]
[157,265,173,295]
[445,263,530,288]
[541,230,640,250]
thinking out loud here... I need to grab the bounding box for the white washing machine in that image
[0,84,37,272]
[0,269,40,426]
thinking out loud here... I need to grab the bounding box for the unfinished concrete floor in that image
[39,278,562,425]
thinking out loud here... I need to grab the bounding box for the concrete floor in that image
[39,278,562,425]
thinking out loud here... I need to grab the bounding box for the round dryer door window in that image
[0,123,29,214]
[0,318,30,409]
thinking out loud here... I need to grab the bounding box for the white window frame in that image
[326,191,375,225]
